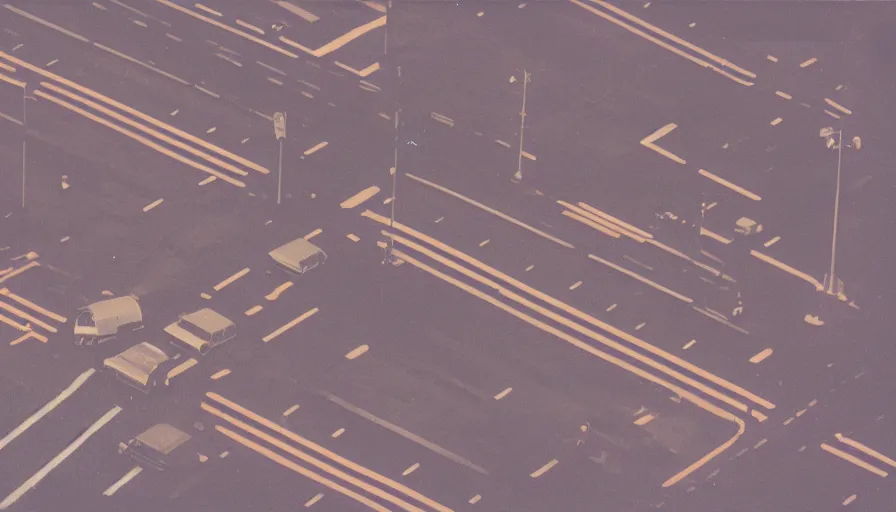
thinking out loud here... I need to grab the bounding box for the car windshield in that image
[179,319,212,341]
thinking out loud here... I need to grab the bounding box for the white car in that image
[165,308,236,356]
[103,342,171,393]
[269,238,327,275]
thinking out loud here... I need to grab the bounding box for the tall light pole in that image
[21,85,32,209]
[819,127,860,299]
[273,112,286,205]
[512,70,531,184]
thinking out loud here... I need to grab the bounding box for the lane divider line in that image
[365,209,774,413]
[33,90,247,187]
[0,51,268,175]
[42,82,250,176]
[0,406,122,510]
[205,395,452,512]
[571,0,754,87]
[387,246,746,488]
[214,425,391,512]
[156,0,299,58]
[405,173,575,249]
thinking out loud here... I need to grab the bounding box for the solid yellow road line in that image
[42,82,250,177]
[205,398,452,512]
[0,288,67,323]
[0,261,40,285]
[263,308,319,343]
[313,16,386,57]
[571,0,753,86]
[749,348,773,364]
[835,434,896,468]
[265,281,293,301]
[750,250,823,290]
[0,73,25,88]
[39,90,244,187]
[698,169,761,201]
[214,425,391,512]
[0,301,57,333]
[386,229,748,413]
[589,0,755,78]
[340,185,380,209]
[213,267,250,291]
[821,443,887,477]
[369,210,773,412]
[563,210,619,238]
[389,246,746,488]
[579,202,653,239]
[825,98,853,115]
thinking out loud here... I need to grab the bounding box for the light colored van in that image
[74,296,143,346]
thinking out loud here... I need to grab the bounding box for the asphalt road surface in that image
[1,1,895,511]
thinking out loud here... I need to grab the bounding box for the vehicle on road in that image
[103,342,172,393]
[119,423,193,471]
[165,308,236,356]
[74,295,143,346]
[269,237,328,275]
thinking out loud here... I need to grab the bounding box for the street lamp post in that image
[512,70,531,184]
[22,86,26,209]
[273,112,287,205]
[819,127,860,299]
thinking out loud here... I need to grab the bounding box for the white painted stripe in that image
[103,466,142,496]
[493,387,513,400]
[402,462,420,476]
[304,493,324,507]
[4,5,89,42]
[143,198,164,212]
[0,368,96,453]
[0,406,122,509]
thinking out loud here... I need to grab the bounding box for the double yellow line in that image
[570,0,756,87]
[362,209,776,486]
[0,51,270,188]
[201,392,454,512]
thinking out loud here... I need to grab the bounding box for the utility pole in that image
[512,70,531,184]
[273,112,287,205]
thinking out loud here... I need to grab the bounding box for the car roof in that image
[180,308,234,334]
[269,238,324,266]
[118,342,170,370]
[136,423,192,455]
[85,296,141,323]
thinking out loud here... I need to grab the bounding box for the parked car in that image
[103,342,172,393]
[74,296,143,346]
[118,423,193,471]
[269,237,327,275]
[165,308,236,356]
